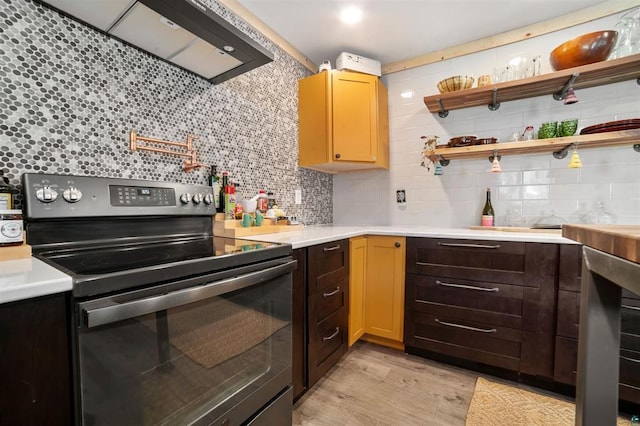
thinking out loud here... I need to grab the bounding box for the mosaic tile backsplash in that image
[0,0,333,224]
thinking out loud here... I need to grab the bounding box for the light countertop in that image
[0,257,72,305]
[0,225,577,304]
[241,224,578,249]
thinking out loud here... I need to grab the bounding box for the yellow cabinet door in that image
[364,236,406,342]
[349,236,367,346]
[332,71,378,163]
[297,70,389,173]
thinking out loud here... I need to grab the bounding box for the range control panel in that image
[22,173,215,219]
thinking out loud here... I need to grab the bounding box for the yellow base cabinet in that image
[364,236,406,343]
[298,70,389,173]
[348,236,367,346]
[349,236,405,349]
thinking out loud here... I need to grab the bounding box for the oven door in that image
[74,258,295,426]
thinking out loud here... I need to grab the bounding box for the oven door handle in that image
[82,260,296,329]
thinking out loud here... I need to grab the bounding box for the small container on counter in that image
[0,210,24,246]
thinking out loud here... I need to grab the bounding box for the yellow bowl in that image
[437,75,474,93]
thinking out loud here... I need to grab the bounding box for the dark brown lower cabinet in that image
[404,238,558,380]
[292,240,350,401]
[555,244,640,406]
[0,292,72,425]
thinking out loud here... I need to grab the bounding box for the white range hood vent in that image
[36,0,274,84]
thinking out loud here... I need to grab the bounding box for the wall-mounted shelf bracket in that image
[438,156,450,167]
[436,99,449,118]
[552,142,577,159]
[488,154,501,162]
[634,144,640,152]
[637,78,640,85]
[488,88,500,111]
[553,73,580,101]
[129,130,208,172]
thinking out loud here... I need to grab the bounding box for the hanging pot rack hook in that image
[553,73,580,101]
[436,98,449,118]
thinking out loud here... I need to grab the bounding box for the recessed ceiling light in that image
[340,6,362,25]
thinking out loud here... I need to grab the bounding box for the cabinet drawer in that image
[406,238,557,287]
[307,239,349,294]
[405,274,524,328]
[308,282,348,326]
[307,307,348,387]
[559,244,582,291]
[404,310,521,372]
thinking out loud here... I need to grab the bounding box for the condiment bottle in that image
[481,187,495,227]
[208,165,221,211]
[267,191,277,209]
[224,182,236,220]
[0,170,12,210]
[257,190,268,212]
[218,171,228,213]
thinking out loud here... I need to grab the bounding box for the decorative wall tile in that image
[0,0,332,224]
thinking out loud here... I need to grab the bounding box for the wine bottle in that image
[208,166,221,211]
[481,187,495,227]
[218,171,228,213]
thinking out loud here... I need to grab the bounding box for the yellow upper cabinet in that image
[298,70,389,173]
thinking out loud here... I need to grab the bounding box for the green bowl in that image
[559,119,578,137]
[538,122,557,139]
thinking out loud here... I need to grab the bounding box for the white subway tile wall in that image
[334,12,640,227]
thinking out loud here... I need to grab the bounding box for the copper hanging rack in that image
[129,130,207,172]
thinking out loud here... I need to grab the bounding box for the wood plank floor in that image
[293,342,478,426]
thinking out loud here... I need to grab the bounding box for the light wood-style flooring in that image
[293,342,478,426]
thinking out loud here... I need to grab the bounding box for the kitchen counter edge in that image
[0,257,72,305]
[242,225,579,249]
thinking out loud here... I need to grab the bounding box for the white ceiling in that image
[236,0,610,66]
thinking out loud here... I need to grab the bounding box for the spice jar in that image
[0,210,24,246]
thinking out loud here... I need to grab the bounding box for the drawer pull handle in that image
[436,280,499,292]
[323,245,341,252]
[323,287,340,297]
[435,318,497,334]
[622,304,640,312]
[322,327,340,341]
[620,356,640,364]
[437,242,501,249]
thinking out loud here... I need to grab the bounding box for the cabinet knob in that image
[335,153,341,159]
[395,242,401,248]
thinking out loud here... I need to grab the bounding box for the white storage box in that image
[336,52,381,77]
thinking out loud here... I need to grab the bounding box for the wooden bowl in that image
[549,31,618,71]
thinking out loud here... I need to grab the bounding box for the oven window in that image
[77,271,292,425]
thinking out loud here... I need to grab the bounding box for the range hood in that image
[36,0,274,84]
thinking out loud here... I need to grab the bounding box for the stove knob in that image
[179,193,192,205]
[192,193,203,205]
[35,186,58,203]
[203,193,213,205]
[62,187,83,203]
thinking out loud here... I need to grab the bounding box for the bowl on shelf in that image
[549,30,618,71]
[538,122,558,139]
[474,137,497,145]
[437,75,475,93]
[448,135,477,147]
[558,119,579,137]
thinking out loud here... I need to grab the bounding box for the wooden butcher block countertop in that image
[562,224,640,263]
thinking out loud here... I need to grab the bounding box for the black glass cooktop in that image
[38,236,284,276]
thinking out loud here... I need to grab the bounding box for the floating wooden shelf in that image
[424,54,640,116]
[431,129,640,161]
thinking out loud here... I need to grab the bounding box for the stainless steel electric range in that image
[22,173,295,426]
